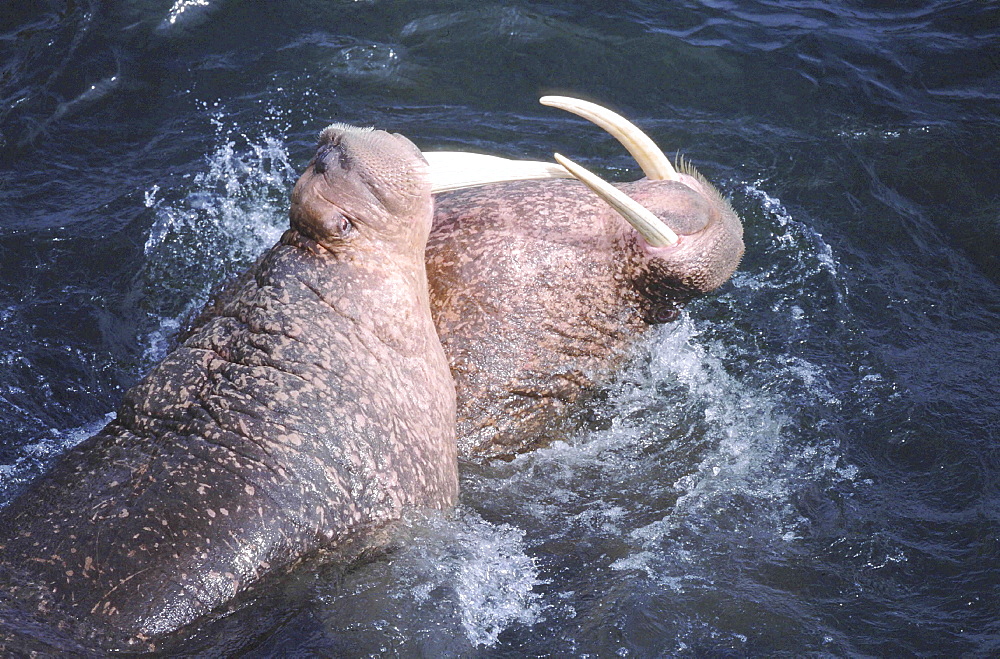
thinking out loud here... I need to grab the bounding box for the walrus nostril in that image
[314,143,347,175]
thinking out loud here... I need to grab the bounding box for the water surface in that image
[1,0,998,655]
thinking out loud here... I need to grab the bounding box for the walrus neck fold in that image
[280,228,333,255]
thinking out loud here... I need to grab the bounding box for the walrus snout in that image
[541,97,744,295]
[636,180,715,239]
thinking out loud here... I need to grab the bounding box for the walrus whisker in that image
[423,151,574,193]
[540,95,679,182]
[553,153,680,248]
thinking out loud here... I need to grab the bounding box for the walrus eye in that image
[338,214,353,236]
[654,306,681,323]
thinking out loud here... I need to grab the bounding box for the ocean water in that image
[1,0,998,656]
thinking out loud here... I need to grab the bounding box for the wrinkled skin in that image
[0,126,457,653]
[427,171,744,460]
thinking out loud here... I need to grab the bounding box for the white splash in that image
[143,125,294,257]
[315,509,542,650]
[413,510,543,646]
[141,111,296,363]
[738,182,841,297]
[0,412,115,503]
[159,0,214,30]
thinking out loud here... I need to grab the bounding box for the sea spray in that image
[0,412,114,504]
[141,110,297,364]
[310,509,543,653]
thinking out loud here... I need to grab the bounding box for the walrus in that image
[424,96,745,460]
[0,125,467,653]
[136,96,742,465]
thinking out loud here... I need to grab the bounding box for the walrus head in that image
[289,124,434,254]
[540,96,745,303]
[421,96,744,305]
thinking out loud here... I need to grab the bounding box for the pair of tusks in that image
[424,96,681,247]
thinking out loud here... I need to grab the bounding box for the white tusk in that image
[554,153,679,247]
[424,151,574,194]
[540,96,678,182]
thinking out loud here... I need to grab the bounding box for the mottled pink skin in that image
[427,173,743,461]
[0,127,457,653]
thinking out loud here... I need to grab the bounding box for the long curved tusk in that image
[424,151,574,194]
[554,153,679,247]
[540,96,678,182]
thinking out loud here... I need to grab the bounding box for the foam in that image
[0,412,114,504]
[141,110,296,363]
[313,509,542,650]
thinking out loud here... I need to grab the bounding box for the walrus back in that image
[428,180,649,459]
[0,240,456,651]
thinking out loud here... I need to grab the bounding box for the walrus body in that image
[426,99,744,460]
[0,126,457,652]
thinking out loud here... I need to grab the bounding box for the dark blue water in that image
[1,0,998,655]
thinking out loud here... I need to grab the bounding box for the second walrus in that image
[426,96,745,460]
